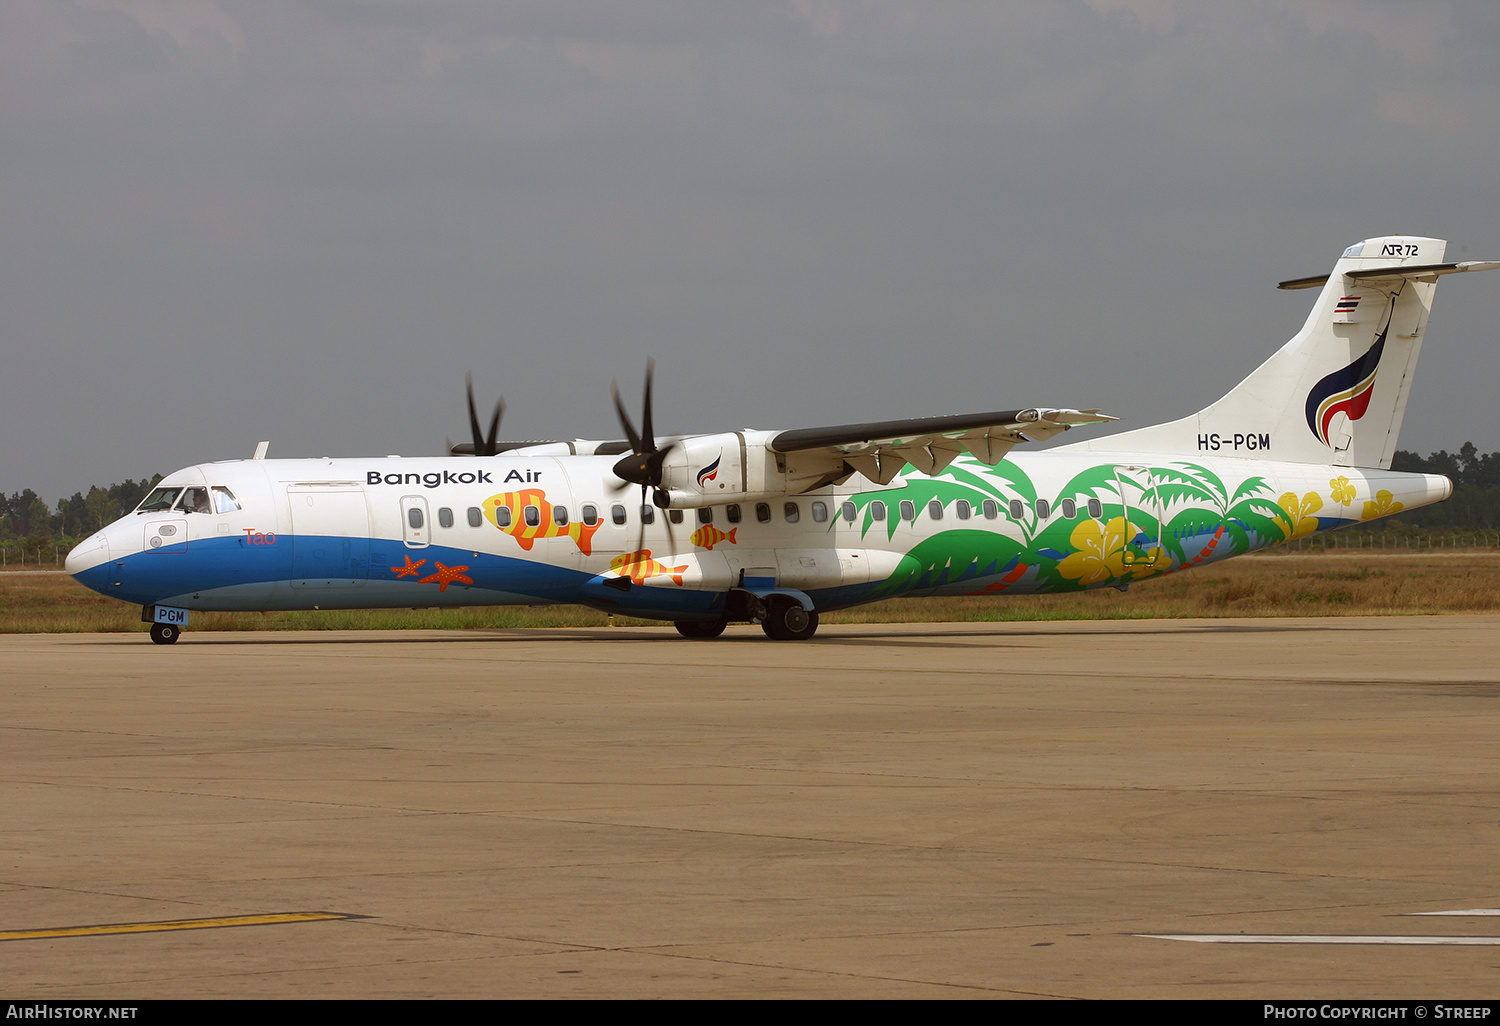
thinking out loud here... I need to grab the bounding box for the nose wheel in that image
[149,623,180,645]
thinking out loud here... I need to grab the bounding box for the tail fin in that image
[1067,236,1497,470]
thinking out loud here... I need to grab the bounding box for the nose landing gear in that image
[149,622,180,645]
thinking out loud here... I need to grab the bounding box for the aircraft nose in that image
[65,531,109,576]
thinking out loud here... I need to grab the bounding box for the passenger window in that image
[524,505,540,527]
[1060,499,1076,519]
[841,501,857,522]
[211,487,240,514]
[612,504,627,526]
[467,507,483,528]
[871,501,886,522]
[1035,499,1051,520]
[553,505,569,527]
[669,509,684,524]
[899,500,915,522]
[698,507,713,525]
[1087,498,1103,519]
[811,501,828,523]
[640,505,655,525]
[408,507,425,529]
[726,504,742,524]
[983,499,999,520]
[438,507,454,529]
[756,503,772,523]
[1009,499,1025,520]
[955,500,970,520]
[495,506,512,528]
[784,502,800,523]
[582,504,598,527]
[927,499,943,521]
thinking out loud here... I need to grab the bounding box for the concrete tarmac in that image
[3,617,1498,999]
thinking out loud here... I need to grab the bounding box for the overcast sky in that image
[4,0,1498,503]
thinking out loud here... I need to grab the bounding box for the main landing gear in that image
[760,595,819,641]
[149,622,180,645]
[672,595,819,641]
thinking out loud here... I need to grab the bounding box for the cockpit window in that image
[137,487,182,512]
[176,487,211,514]
[211,487,241,514]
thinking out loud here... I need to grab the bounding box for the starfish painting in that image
[391,555,427,578]
[419,562,473,592]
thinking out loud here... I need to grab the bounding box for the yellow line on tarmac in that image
[0,911,360,942]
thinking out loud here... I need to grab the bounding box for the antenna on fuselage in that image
[252,441,269,460]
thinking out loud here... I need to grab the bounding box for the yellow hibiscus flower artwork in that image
[1275,491,1323,540]
[1056,517,1169,585]
[1361,489,1403,520]
[1329,476,1356,506]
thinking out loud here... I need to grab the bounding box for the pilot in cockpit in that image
[179,487,211,514]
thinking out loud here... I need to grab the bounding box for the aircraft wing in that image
[768,408,1115,485]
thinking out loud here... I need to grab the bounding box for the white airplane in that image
[66,235,1497,643]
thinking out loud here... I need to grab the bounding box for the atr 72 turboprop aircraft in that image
[67,236,1497,643]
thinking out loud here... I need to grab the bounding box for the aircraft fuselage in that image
[65,450,1451,623]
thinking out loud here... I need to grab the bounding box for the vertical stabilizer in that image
[1065,236,1480,469]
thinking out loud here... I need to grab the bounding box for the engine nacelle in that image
[655,431,833,508]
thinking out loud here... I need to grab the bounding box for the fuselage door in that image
[400,495,429,549]
[289,487,373,588]
[1113,465,1166,566]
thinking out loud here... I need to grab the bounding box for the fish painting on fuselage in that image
[66,236,1497,643]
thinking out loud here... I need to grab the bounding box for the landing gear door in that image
[1114,465,1165,566]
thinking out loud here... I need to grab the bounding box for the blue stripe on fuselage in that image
[72,534,590,610]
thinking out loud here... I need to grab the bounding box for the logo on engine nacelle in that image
[696,453,722,489]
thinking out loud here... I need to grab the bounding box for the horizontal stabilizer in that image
[1279,260,1500,290]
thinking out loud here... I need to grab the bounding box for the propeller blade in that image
[485,401,502,455]
[609,359,669,487]
[610,379,644,454]
[465,373,504,457]
[660,491,677,556]
[640,358,655,453]
[634,485,649,571]
[604,483,651,593]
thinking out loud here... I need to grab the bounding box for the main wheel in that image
[674,620,727,639]
[761,597,818,641]
[149,622,180,645]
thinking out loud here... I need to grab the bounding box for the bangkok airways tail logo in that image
[696,453,722,489]
[1304,300,1393,447]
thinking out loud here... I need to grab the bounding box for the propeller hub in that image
[612,453,654,486]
